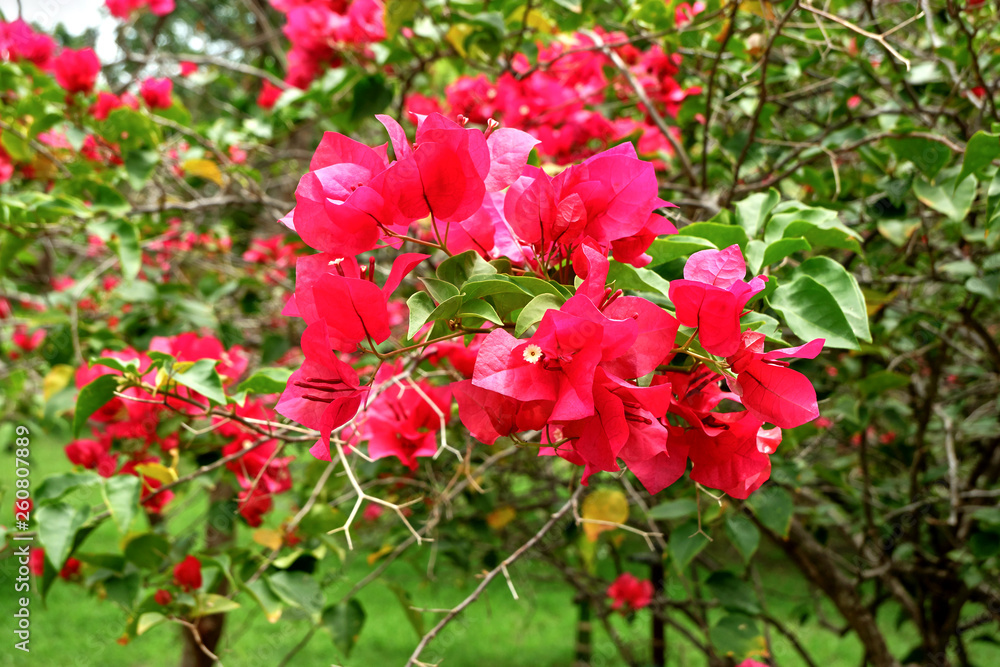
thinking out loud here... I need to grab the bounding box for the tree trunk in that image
[180,481,236,667]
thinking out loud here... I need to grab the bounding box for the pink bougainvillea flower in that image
[286,252,427,352]
[149,332,248,385]
[287,131,395,255]
[356,379,452,470]
[52,47,100,94]
[504,165,588,251]
[236,487,272,527]
[607,572,654,611]
[378,113,492,224]
[686,410,781,499]
[276,321,368,460]
[222,438,292,495]
[1,19,57,70]
[668,245,767,357]
[172,555,202,592]
[553,142,670,247]
[59,558,82,580]
[65,437,119,477]
[119,457,174,513]
[147,0,175,16]
[179,60,197,76]
[29,548,46,576]
[727,331,824,428]
[257,80,283,109]
[139,77,173,109]
[472,305,608,422]
[11,325,46,356]
[105,0,142,18]
[454,380,553,445]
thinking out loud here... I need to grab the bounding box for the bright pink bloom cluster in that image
[417,30,701,164]
[68,333,294,524]
[105,0,175,19]
[0,19,56,69]
[52,47,101,94]
[460,245,822,498]
[139,77,173,109]
[277,116,823,498]
[607,572,653,612]
[269,0,385,89]
[242,234,306,285]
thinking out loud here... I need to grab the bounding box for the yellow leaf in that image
[181,158,224,186]
[486,506,517,530]
[445,24,473,58]
[367,543,394,566]
[522,8,554,34]
[134,462,178,484]
[44,364,75,401]
[739,0,776,20]
[580,488,629,542]
[252,528,284,551]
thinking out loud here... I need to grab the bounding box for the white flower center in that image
[523,344,543,364]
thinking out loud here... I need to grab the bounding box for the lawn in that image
[3,429,998,667]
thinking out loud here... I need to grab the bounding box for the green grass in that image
[3,432,999,667]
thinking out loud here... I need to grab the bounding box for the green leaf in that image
[34,472,101,504]
[36,503,89,572]
[192,594,242,617]
[677,222,749,250]
[426,293,464,324]
[1,130,32,161]
[174,358,227,405]
[857,370,909,397]
[137,612,168,636]
[765,203,862,252]
[647,235,716,267]
[103,475,141,534]
[458,296,505,326]
[268,571,326,615]
[885,135,951,178]
[407,291,437,339]
[243,578,284,623]
[795,257,870,343]
[647,498,697,521]
[514,293,564,336]
[123,150,160,190]
[768,276,859,350]
[957,131,1000,186]
[706,572,761,614]
[115,220,141,281]
[385,0,420,37]
[969,532,1000,559]
[349,74,393,123]
[386,583,424,638]
[235,367,293,395]
[123,533,171,569]
[724,514,760,563]
[606,261,672,297]
[709,613,762,660]
[669,519,710,571]
[761,237,811,270]
[73,374,120,437]
[323,599,366,658]
[437,250,496,286]
[734,189,780,239]
[420,277,460,303]
[913,175,976,222]
[748,486,793,538]
[0,231,29,278]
